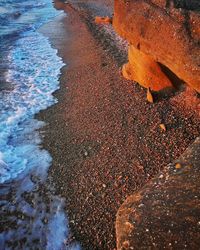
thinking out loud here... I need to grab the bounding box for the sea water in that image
[0,0,80,249]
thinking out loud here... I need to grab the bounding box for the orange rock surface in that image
[122,45,173,91]
[95,16,112,24]
[116,137,200,249]
[113,0,200,92]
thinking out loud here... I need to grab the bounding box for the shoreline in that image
[38,1,200,249]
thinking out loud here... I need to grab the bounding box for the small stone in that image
[102,184,106,188]
[84,151,88,156]
[122,240,130,249]
[147,88,154,103]
[95,16,112,25]
[160,123,166,132]
[44,218,48,224]
[138,203,144,208]
[175,163,182,169]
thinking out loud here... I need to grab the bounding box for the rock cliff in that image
[113,0,200,92]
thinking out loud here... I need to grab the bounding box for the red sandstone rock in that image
[159,123,166,131]
[146,87,154,103]
[122,45,173,91]
[113,0,200,92]
[116,137,200,249]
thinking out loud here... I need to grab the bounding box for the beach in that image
[37,1,200,249]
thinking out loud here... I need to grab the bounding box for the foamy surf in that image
[0,0,80,249]
[0,32,62,183]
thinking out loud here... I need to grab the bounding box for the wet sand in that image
[38,1,200,249]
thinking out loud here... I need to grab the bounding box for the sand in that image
[38,1,200,249]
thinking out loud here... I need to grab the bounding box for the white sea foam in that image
[0,6,9,15]
[0,32,62,183]
[0,1,81,248]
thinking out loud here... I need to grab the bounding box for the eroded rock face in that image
[113,0,200,92]
[122,45,173,91]
[116,137,200,249]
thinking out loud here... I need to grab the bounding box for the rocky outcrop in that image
[113,0,200,92]
[122,45,173,91]
[116,137,200,249]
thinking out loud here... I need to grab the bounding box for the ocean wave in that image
[0,0,80,249]
[0,32,62,183]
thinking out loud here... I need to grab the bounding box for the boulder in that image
[116,137,200,249]
[113,0,200,92]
